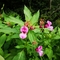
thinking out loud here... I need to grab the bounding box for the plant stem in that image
[41,57,43,60]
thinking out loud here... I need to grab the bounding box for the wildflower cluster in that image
[19,19,54,57]
[19,6,54,58]
[0,6,59,60]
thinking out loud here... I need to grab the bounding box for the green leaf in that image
[30,10,39,25]
[44,28,49,33]
[33,28,41,33]
[2,11,7,18]
[53,35,60,40]
[0,48,4,56]
[28,31,37,43]
[6,33,19,41]
[9,16,24,26]
[3,12,24,26]
[4,53,11,59]
[0,27,17,34]
[0,34,6,47]
[58,27,60,35]
[35,57,40,60]
[0,24,5,28]
[44,39,51,46]
[45,48,53,60]
[0,55,5,60]
[15,45,25,49]
[6,55,14,60]
[0,23,9,29]
[13,51,26,60]
[11,34,19,38]
[24,6,32,21]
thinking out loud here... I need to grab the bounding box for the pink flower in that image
[44,20,52,28]
[39,50,43,56]
[36,46,43,57]
[20,26,28,34]
[44,24,53,31]
[44,20,53,31]
[36,46,42,52]
[47,20,52,26]
[19,33,27,39]
[48,26,53,31]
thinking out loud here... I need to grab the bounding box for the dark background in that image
[0,0,60,22]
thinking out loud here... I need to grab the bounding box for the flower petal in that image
[20,26,28,33]
[19,33,27,39]
[39,51,43,56]
[48,26,53,31]
[36,46,43,52]
[47,20,52,26]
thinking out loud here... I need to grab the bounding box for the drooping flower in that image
[36,46,42,52]
[20,26,28,34]
[44,20,53,31]
[44,20,52,28]
[36,46,43,57]
[19,33,27,39]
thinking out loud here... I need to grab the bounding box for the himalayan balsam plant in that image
[0,6,60,60]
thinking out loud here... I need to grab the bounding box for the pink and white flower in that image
[44,20,53,31]
[20,26,28,34]
[36,46,43,57]
[47,20,52,26]
[36,46,42,52]
[39,50,43,56]
[19,33,27,39]
[47,26,53,31]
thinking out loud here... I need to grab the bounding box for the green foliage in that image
[0,6,60,60]
[3,12,24,26]
[0,48,4,56]
[24,6,32,21]
[24,6,39,25]
[0,34,6,47]
[45,48,53,60]
[28,30,37,43]
[9,16,24,26]
[0,27,17,34]
[30,10,39,25]
[0,55,5,60]
[13,51,26,60]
